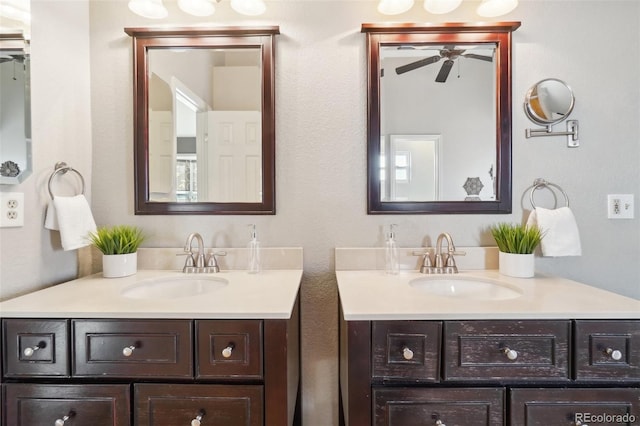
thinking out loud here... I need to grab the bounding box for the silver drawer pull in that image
[222,344,235,358]
[435,420,446,426]
[606,347,622,360]
[54,411,75,426]
[501,347,518,360]
[402,346,414,360]
[191,410,205,426]
[122,345,136,357]
[23,341,45,357]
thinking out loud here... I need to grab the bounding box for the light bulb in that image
[423,0,462,14]
[128,0,168,19]
[230,0,266,16]
[477,0,518,17]
[178,0,216,16]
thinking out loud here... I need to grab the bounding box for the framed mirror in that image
[0,32,31,184]
[125,26,279,214]
[362,22,520,214]
[524,78,574,126]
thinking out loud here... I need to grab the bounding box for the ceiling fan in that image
[395,45,493,83]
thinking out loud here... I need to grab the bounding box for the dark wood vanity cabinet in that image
[341,318,639,426]
[2,313,299,426]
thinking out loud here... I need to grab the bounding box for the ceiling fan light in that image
[230,0,266,16]
[128,0,168,19]
[377,0,414,15]
[423,0,462,14]
[477,0,518,17]
[178,0,216,16]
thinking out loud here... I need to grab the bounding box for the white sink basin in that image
[121,275,228,300]
[409,276,523,300]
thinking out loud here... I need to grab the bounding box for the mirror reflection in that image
[148,48,262,203]
[0,32,31,184]
[524,78,574,125]
[380,43,497,202]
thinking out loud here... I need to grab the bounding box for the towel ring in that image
[529,178,569,209]
[48,162,86,200]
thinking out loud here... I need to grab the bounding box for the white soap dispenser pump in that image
[247,224,261,274]
[385,224,399,275]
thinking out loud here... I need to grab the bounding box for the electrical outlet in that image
[0,192,24,227]
[607,194,634,219]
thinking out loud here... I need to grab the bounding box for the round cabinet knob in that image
[435,420,446,426]
[574,421,589,426]
[23,346,38,357]
[402,346,414,361]
[54,412,74,426]
[606,348,622,361]
[191,411,205,426]
[122,345,136,357]
[502,347,518,360]
[222,344,234,358]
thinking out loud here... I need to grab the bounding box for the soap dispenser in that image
[247,224,261,274]
[385,224,399,275]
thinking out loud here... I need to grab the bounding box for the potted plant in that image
[89,225,145,278]
[490,223,543,278]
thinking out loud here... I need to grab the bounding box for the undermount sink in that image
[121,275,228,300]
[409,276,523,300]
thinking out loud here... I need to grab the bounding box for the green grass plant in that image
[89,225,145,255]
[490,223,543,254]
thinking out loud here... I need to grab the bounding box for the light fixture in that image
[178,0,216,16]
[377,0,415,15]
[476,0,518,17]
[128,0,168,19]
[423,0,462,14]
[230,0,266,16]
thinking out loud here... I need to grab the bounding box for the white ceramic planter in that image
[498,251,535,278]
[102,253,137,278]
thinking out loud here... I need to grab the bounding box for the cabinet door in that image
[135,383,263,426]
[3,383,130,426]
[374,387,504,426]
[575,320,640,381]
[196,320,263,380]
[73,319,192,378]
[444,320,570,382]
[372,321,441,383]
[510,388,640,426]
[2,319,69,378]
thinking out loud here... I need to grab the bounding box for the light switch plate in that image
[0,192,25,227]
[607,194,634,219]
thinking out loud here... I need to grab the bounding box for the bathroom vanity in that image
[0,267,302,426]
[336,250,640,426]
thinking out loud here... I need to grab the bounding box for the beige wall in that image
[1,1,639,425]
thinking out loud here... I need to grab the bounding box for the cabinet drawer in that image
[444,320,570,381]
[3,383,130,426]
[135,383,263,426]
[196,320,263,380]
[374,387,504,426]
[575,320,640,381]
[73,319,192,378]
[2,319,69,378]
[510,388,640,426]
[372,321,441,383]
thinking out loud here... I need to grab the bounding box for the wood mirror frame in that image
[125,26,279,215]
[363,22,520,214]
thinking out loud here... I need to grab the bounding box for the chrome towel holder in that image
[529,178,569,209]
[47,162,86,200]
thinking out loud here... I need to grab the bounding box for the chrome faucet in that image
[433,232,465,274]
[182,233,226,273]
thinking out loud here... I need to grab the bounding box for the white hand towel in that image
[44,201,59,230]
[526,206,582,257]
[52,195,97,251]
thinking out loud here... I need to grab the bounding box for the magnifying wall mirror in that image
[362,22,520,214]
[125,26,279,214]
[0,32,31,184]
[524,78,574,125]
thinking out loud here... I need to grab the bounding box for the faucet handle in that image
[177,252,197,273]
[205,251,227,273]
[412,250,435,274]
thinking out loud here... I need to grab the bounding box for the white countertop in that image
[337,270,640,321]
[0,270,303,319]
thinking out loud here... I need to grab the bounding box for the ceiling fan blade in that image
[462,53,493,62]
[395,55,441,75]
[435,59,454,83]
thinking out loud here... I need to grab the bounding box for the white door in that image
[206,111,262,202]
[148,110,175,201]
